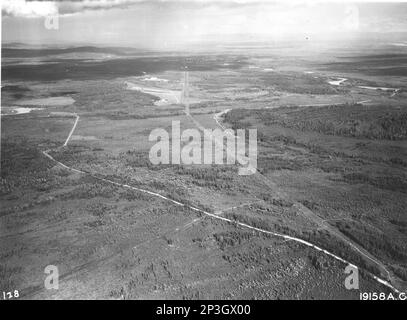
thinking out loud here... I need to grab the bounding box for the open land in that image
[1,42,406,299]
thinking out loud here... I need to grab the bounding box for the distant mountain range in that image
[1,45,150,58]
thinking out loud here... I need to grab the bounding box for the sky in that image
[2,0,407,48]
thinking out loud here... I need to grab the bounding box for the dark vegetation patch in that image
[259,72,339,95]
[1,85,32,99]
[0,141,57,195]
[174,165,236,190]
[299,199,320,211]
[308,252,334,271]
[214,231,256,250]
[3,54,247,82]
[94,110,184,120]
[391,265,407,282]
[226,104,407,140]
[123,150,239,191]
[85,202,117,217]
[49,91,78,97]
[49,145,101,168]
[225,107,407,194]
[59,181,118,200]
[0,264,22,291]
[1,46,149,58]
[390,219,407,236]
[223,211,383,277]
[84,220,105,228]
[333,220,407,265]
[260,193,294,207]
[123,150,171,171]
[322,54,407,76]
[338,173,407,193]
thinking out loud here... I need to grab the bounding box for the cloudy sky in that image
[2,0,407,48]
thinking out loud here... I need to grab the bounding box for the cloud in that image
[3,0,407,18]
[57,0,143,15]
[1,0,144,18]
[2,0,58,17]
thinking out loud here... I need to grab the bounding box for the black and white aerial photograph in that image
[1,0,407,305]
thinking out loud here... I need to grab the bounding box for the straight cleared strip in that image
[63,113,79,147]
